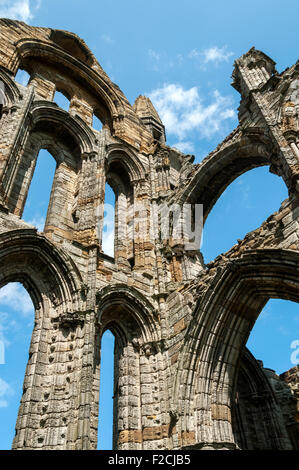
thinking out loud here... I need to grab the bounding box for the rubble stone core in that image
[0,19,298,450]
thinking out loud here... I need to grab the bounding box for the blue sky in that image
[0,0,298,450]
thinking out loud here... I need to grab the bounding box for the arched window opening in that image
[92,114,103,132]
[53,90,70,111]
[22,149,56,231]
[102,182,115,257]
[202,167,288,263]
[105,160,135,269]
[247,299,299,374]
[97,329,115,450]
[14,69,30,87]
[0,282,34,450]
[233,298,299,450]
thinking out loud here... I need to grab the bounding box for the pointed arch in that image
[232,348,294,450]
[0,230,82,305]
[93,285,160,450]
[104,146,147,269]
[12,38,124,128]
[0,281,35,449]
[30,101,96,155]
[0,229,84,450]
[2,101,97,232]
[97,284,159,341]
[174,248,299,448]
[106,144,147,183]
[201,166,288,263]
[0,68,22,106]
[97,329,115,450]
[178,127,285,224]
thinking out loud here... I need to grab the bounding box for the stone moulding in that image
[0,20,297,450]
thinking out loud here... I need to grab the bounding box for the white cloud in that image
[148,49,162,72]
[102,203,115,257]
[173,141,194,153]
[237,178,253,209]
[148,49,161,62]
[202,46,233,64]
[189,46,234,66]
[149,83,235,141]
[0,0,41,23]
[0,377,14,408]
[0,0,31,21]
[148,50,185,73]
[0,311,10,348]
[0,283,33,317]
[188,49,199,60]
[25,215,45,232]
[102,229,115,257]
[176,53,184,65]
[148,46,233,73]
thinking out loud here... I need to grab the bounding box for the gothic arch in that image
[0,68,22,107]
[103,147,147,267]
[97,284,159,342]
[3,102,96,221]
[232,348,292,450]
[12,38,124,124]
[30,101,96,155]
[106,145,146,184]
[93,285,161,450]
[0,229,81,309]
[179,127,281,223]
[0,20,298,450]
[0,68,23,132]
[175,248,299,448]
[0,229,85,450]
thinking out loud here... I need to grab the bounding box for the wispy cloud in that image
[203,46,233,64]
[102,204,115,257]
[148,49,160,62]
[148,49,161,72]
[148,49,185,72]
[0,311,10,348]
[0,377,14,408]
[172,141,194,154]
[0,0,41,23]
[0,283,33,317]
[189,46,233,67]
[101,34,114,45]
[277,325,290,337]
[102,229,114,257]
[148,83,235,147]
[148,45,233,72]
[0,284,34,356]
[237,178,253,209]
[25,215,45,232]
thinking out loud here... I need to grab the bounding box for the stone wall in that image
[0,19,298,450]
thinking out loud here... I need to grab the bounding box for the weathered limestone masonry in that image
[0,19,298,450]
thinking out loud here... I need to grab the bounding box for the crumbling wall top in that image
[0,18,155,151]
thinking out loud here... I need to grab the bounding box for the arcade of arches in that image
[0,19,298,450]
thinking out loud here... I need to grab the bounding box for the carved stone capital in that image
[141,339,165,357]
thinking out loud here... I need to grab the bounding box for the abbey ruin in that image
[0,19,298,450]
